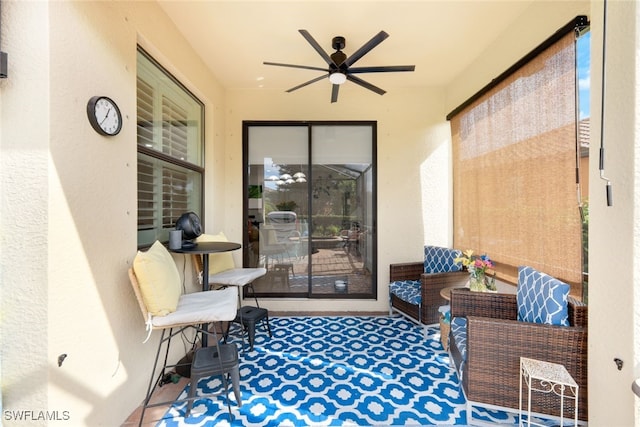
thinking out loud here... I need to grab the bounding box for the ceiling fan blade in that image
[264,61,329,73]
[348,65,415,74]
[299,29,335,66]
[346,74,386,96]
[331,84,340,103]
[286,74,328,93]
[344,31,389,68]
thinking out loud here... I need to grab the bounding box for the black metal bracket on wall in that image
[0,0,7,78]
[1,51,7,78]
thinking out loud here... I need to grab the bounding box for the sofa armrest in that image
[568,297,588,328]
[420,270,468,284]
[465,316,588,420]
[450,288,518,321]
[390,262,423,282]
[418,271,468,324]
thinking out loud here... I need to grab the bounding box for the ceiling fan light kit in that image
[264,29,415,103]
[329,72,347,85]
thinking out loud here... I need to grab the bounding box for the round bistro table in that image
[171,241,241,346]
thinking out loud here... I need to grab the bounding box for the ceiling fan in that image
[264,30,415,103]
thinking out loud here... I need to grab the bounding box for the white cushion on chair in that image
[150,286,238,328]
[209,267,267,287]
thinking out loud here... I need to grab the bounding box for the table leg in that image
[574,387,579,426]
[527,376,532,427]
[237,286,245,353]
[202,254,210,346]
[560,388,564,427]
[202,254,210,292]
[519,360,523,427]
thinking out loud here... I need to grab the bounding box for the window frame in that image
[242,120,378,300]
[136,46,205,249]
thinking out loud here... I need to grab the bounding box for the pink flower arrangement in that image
[454,250,495,279]
[454,250,497,291]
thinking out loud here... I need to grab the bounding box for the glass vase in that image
[469,273,488,292]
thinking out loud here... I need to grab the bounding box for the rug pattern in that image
[158,316,548,426]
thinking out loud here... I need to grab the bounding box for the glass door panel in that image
[309,125,374,296]
[244,122,375,298]
[246,126,309,295]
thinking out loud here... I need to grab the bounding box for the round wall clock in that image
[87,96,122,136]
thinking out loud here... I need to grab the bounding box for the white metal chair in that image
[191,234,266,306]
[192,232,268,351]
[193,252,266,297]
[258,227,288,270]
[129,241,239,425]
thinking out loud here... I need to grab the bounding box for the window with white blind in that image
[136,48,204,248]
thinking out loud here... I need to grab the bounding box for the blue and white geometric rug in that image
[157,316,549,426]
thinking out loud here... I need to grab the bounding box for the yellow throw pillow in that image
[196,232,236,275]
[133,240,182,316]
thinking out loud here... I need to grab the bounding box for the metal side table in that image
[519,357,579,427]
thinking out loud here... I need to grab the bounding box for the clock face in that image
[87,96,122,136]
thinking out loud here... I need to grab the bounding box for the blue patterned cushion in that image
[451,317,467,362]
[517,266,570,326]
[389,280,421,305]
[423,246,463,273]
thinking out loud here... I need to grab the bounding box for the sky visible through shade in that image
[578,31,590,120]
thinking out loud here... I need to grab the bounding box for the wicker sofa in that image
[449,287,588,423]
[389,246,468,336]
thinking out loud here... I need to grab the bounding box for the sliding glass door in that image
[243,122,376,299]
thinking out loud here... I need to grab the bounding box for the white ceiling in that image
[158,1,535,96]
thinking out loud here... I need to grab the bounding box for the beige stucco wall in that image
[1,0,638,425]
[587,1,640,425]
[1,0,227,424]
[1,0,51,422]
